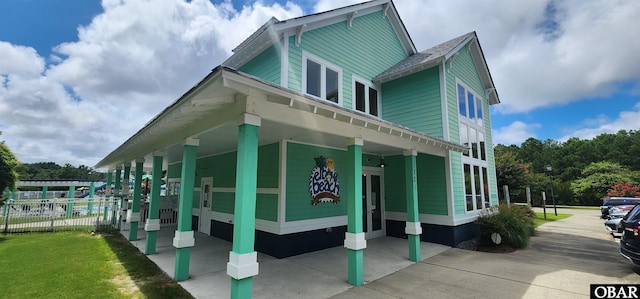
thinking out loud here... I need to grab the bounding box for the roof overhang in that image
[96,67,467,170]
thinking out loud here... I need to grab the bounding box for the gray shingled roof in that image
[374,32,475,82]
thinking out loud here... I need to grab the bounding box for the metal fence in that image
[1,197,118,233]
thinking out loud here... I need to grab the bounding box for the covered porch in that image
[96,66,467,297]
[122,226,451,299]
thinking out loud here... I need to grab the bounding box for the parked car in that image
[609,205,635,218]
[606,217,624,235]
[620,204,640,265]
[605,205,636,236]
[601,197,640,219]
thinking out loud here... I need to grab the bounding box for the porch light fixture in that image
[378,158,386,168]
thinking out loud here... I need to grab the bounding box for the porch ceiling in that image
[96,67,467,170]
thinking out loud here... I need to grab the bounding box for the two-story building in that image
[95,0,500,294]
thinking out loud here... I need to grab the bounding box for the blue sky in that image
[1,0,639,166]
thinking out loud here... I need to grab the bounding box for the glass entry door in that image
[362,168,384,239]
[198,177,213,235]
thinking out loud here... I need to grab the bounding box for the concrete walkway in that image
[123,227,450,299]
[333,208,639,298]
[123,208,640,298]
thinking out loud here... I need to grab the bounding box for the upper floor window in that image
[458,83,486,160]
[353,77,379,117]
[458,83,483,125]
[303,52,342,104]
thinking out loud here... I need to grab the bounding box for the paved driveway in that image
[332,208,640,298]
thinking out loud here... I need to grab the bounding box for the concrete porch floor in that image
[121,226,451,299]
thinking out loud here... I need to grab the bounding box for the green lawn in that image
[533,211,572,227]
[0,230,193,299]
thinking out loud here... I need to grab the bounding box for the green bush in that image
[476,204,535,248]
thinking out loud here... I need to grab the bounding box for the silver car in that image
[605,205,635,236]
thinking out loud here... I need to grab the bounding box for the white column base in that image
[405,221,423,235]
[145,219,160,231]
[173,230,195,248]
[226,251,259,280]
[344,232,367,250]
[128,211,140,222]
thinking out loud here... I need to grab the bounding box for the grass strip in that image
[533,211,572,227]
[0,230,193,298]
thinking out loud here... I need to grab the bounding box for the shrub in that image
[476,204,535,249]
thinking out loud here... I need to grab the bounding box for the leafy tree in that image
[0,142,19,205]
[495,151,531,201]
[16,162,106,181]
[571,161,639,205]
[607,183,640,197]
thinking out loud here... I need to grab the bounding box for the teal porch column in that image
[404,150,422,262]
[344,137,365,286]
[227,114,261,299]
[87,182,95,215]
[121,164,131,231]
[173,138,198,281]
[129,159,144,241]
[114,167,122,227]
[66,185,76,218]
[104,171,113,222]
[145,153,163,255]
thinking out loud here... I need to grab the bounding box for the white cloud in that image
[394,0,640,114]
[0,0,304,166]
[559,102,640,141]
[2,0,640,166]
[492,121,541,145]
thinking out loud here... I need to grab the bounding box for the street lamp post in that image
[546,164,557,216]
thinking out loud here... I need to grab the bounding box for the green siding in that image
[382,155,405,212]
[168,143,279,188]
[212,191,235,214]
[417,154,448,215]
[257,142,280,188]
[192,190,201,210]
[256,193,278,221]
[383,154,447,215]
[288,10,407,109]
[239,43,281,85]
[211,192,277,221]
[167,142,280,221]
[286,142,348,221]
[381,68,443,137]
[450,152,465,215]
[446,44,499,212]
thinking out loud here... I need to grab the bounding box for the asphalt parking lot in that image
[332,208,640,298]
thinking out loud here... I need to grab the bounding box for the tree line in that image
[16,162,106,181]
[495,129,640,206]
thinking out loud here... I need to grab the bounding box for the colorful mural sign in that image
[309,156,340,205]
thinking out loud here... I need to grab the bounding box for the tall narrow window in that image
[458,84,466,117]
[464,164,473,212]
[306,60,321,98]
[353,77,379,117]
[355,82,366,112]
[326,68,338,103]
[458,81,490,212]
[468,92,475,121]
[369,87,378,116]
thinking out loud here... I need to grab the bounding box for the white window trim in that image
[351,75,381,117]
[456,79,486,161]
[457,80,485,126]
[302,51,343,105]
[462,161,489,212]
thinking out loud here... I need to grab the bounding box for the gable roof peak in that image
[224,0,416,68]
